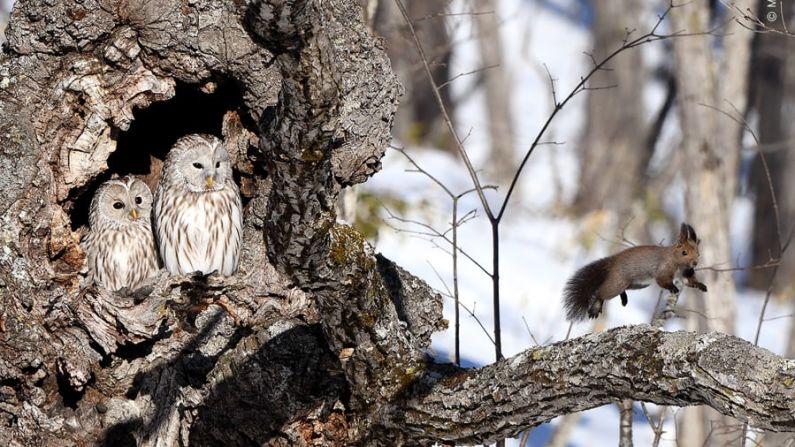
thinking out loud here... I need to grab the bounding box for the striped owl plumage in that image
[153,134,243,276]
[83,176,159,291]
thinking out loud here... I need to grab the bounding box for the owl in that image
[83,176,159,291]
[153,134,243,276]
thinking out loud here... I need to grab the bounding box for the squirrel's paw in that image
[695,282,707,292]
[587,297,603,319]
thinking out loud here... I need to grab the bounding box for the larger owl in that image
[153,134,243,276]
[84,176,159,291]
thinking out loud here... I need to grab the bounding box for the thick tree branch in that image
[386,325,795,445]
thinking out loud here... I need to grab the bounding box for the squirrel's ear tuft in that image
[686,223,698,242]
[680,222,698,242]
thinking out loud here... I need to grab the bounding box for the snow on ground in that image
[361,1,793,446]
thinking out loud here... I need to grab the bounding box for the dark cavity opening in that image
[70,79,247,231]
[109,80,242,172]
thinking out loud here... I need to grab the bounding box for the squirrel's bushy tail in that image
[563,257,610,321]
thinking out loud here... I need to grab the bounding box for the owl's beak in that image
[129,208,139,220]
[206,176,215,189]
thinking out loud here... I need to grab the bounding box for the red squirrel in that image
[563,223,708,321]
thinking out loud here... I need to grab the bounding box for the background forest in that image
[2,0,794,446]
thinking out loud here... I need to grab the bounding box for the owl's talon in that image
[189,271,209,283]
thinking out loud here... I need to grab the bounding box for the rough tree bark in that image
[0,1,794,446]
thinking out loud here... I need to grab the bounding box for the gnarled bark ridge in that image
[0,0,792,445]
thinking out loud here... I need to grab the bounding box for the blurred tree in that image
[670,1,756,446]
[473,0,516,186]
[748,0,795,293]
[0,0,10,44]
[750,3,795,443]
[369,0,455,150]
[573,0,645,220]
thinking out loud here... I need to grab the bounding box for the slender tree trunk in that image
[618,399,634,447]
[372,0,454,150]
[573,0,645,219]
[545,413,581,447]
[749,0,795,291]
[759,0,795,419]
[473,0,516,185]
[670,1,756,445]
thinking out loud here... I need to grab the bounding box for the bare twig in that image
[724,0,793,37]
[382,207,492,276]
[521,316,540,346]
[412,9,495,24]
[427,263,495,347]
[697,258,781,273]
[641,403,668,447]
[394,0,494,219]
[437,64,498,90]
[393,148,503,365]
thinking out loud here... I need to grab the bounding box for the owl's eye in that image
[135,196,143,205]
[193,162,203,169]
[682,250,688,256]
[215,161,221,168]
[113,201,124,209]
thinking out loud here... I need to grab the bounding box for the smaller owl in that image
[154,134,243,276]
[83,176,159,292]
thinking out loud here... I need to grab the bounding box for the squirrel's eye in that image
[193,162,203,169]
[112,201,124,209]
[135,196,143,205]
[215,161,221,168]
[682,250,688,256]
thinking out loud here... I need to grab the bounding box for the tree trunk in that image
[371,0,454,150]
[670,1,756,445]
[748,0,795,292]
[473,0,516,185]
[573,0,645,219]
[0,0,794,446]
